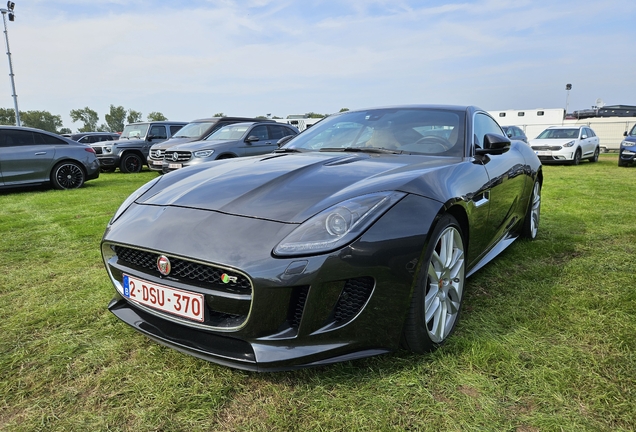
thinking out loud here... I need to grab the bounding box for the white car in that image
[529,126,600,165]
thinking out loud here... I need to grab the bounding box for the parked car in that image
[161,122,298,173]
[92,121,186,173]
[0,126,99,190]
[147,117,277,172]
[618,124,636,167]
[529,125,600,165]
[102,105,542,371]
[64,132,121,144]
[501,125,528,143]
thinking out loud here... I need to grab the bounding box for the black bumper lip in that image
[108,297,390,372]
[109,297,259,370]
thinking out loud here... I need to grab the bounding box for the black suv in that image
[92,121,186,173]
[147,117,275,172]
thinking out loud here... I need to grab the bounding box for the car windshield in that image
[283,108,465,156]
[537,128,579,139]
[173,122,216,138]
[629,124,636,136]
[120,124,149,139]
[205,124,249,141]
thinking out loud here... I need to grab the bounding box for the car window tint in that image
[4,130,35,146]
[473,113,503,147]
[268,125,285,140]
[250,125,269,140]
[150,126,167,139]
[282,127,296,137]
[35,132,67,145]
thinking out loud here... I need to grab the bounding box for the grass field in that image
[1,154,634,431]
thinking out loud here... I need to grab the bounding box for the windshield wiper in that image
[319,147,402,154]
[274,148,304,153]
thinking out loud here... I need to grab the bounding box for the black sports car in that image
[102,105,542,371]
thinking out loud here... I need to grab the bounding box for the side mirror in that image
[581,134,588,139]
[476,133,511,156]
[276,135,295,148]
[146,135,154,142]
[624,131,628,137]
[245,136,259,143]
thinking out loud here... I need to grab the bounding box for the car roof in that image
[189,117,275,123]
[127,121,187,125]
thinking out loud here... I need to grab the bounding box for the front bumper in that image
[102,196,440,370]
[619,147,636,165]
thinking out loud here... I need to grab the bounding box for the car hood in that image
[139,152,459,223]
[151,137,200,150]
[168,139,237,151]
[529,138,577,146]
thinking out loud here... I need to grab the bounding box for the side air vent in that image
[332,277,374,323]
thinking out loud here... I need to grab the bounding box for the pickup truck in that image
[92,121,186,173]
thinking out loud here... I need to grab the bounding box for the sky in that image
[3,0,636,131]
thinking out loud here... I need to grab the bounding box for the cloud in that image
[3,0,635,129]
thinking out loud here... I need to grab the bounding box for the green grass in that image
[1,155,634,431]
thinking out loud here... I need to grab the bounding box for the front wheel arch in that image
[402,213,467,353]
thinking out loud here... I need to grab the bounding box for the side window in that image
[473,113,503,147]
[282,127,296,137]
[250,125,269,140]
[34,132,66,145]
[170,125,183,136]
[149,125,167,139]
[268,125,285,140]
[5,130,36,146]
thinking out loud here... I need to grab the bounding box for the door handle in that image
[34,152,47,155]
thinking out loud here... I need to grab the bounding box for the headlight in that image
[273,191,406,257]
[103,146,112,153]
[194,150,215,158]
[621,140,636,148]
[562,141,575,147]
[109,176,162,225]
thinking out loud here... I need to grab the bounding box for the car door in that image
[0,129,57,185]
[585,127,598,155]
[473,113,528,255]
[242,125,275,156]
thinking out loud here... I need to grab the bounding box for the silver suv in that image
[162,122,299,173]
[92,121,186,173]
[147,117,276,172]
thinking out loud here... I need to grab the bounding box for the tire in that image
[589,147,599,163]
[571,148,582,166]
[120,153,143,173]
[51,161,85,190]
[402,214,466,353]
[522,180,541,239]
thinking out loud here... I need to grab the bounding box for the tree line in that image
[0,105,168,134]
[0,106,350,135]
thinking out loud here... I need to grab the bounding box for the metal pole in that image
[1,9,20,126]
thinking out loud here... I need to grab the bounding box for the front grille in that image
[113,246,251,295]
[531,145,562,151]
[164,150,192,162]
[149,149,164,159]
[332,277,374,323]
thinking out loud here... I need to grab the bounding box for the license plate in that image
[151,160,163,166]
[535,151,550,156]
[123,274,204,322]
[168,163,182,169]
